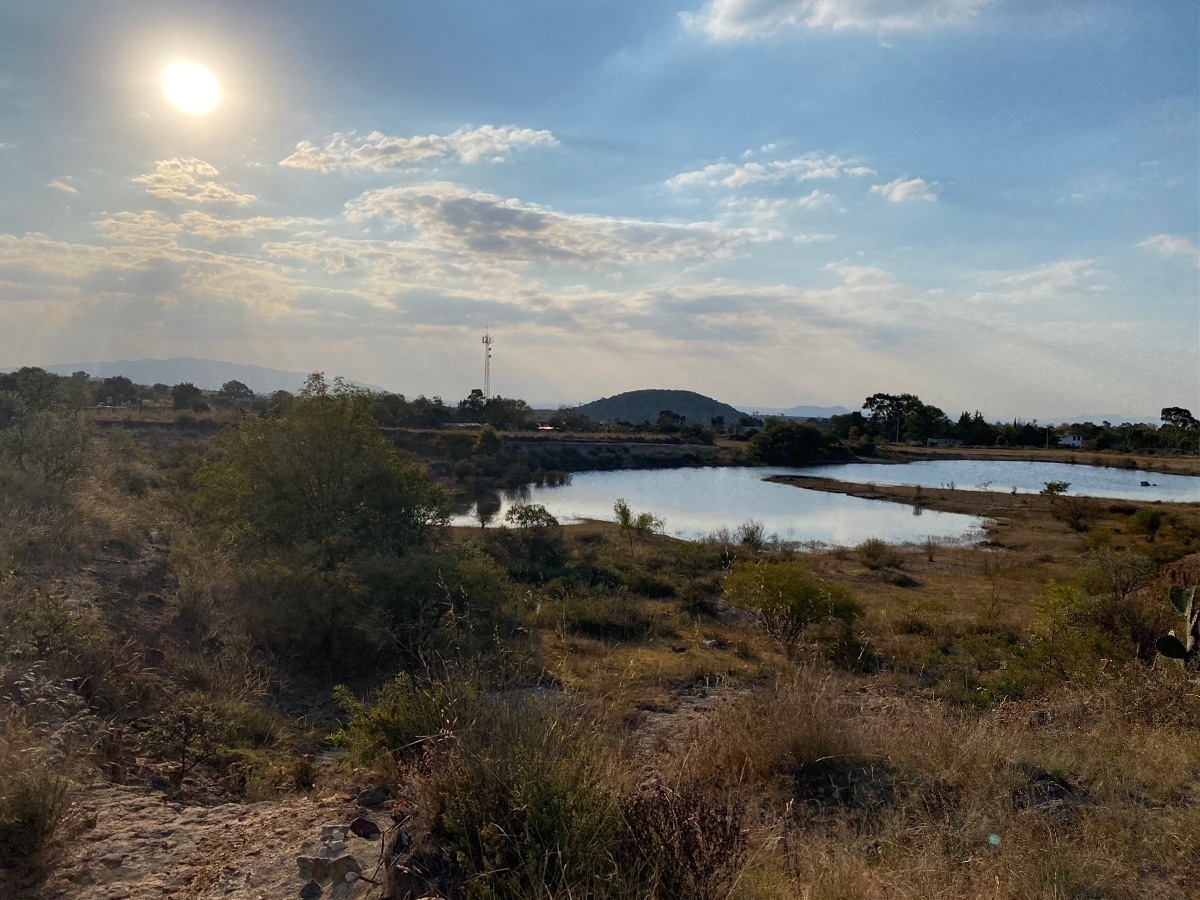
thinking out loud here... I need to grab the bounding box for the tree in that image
[99,375,138,406]
[194,374,448,566]
[863,392,918,442]
[473,424,503,457]
[746,419,833,465]
[613,498,663,551]
[219,380,255,401]
[171,382,204,410]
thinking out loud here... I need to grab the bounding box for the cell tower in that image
[482,330,494,398]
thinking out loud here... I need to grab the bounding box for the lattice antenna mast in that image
[482,330,494,398]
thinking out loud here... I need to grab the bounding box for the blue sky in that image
[0,0,1195,418]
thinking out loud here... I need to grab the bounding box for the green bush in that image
[857,537,904,570]
[331,676,478,764]
[724,561,861,655]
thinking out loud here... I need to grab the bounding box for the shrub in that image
[724,561,861,655]
[0,751,69,872]
[736,519,767,552]
[857,537,904,570]
[416,701,636,899]
[331,676,478,764]
[678,668,860,788]
[621,782,747,900]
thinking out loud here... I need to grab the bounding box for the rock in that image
[325,854,362,883]
[321,825,347,841]
[328,839,346,854]
[297,855,329,882]
[348,816,380,839]
[344,871,360,883]
[356,785,391,808]
[300,879,323,899]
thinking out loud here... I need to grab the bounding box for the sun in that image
[161,61,221,116]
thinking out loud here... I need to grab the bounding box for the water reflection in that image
[798,459,1200,503]
[450,467,986,546]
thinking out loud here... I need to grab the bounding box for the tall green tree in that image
[194,374,447,566]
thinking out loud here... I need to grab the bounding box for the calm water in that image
[796,459,1200,503]
[451,467,986,546]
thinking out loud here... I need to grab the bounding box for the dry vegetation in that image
[1,391,1198,898]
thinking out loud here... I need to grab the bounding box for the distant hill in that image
[21,358,383,394]
[575,390,745,425]
[738,404,851,419]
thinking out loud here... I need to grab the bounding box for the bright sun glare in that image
[161,61,221,116]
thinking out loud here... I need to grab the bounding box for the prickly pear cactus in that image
[1156,585,1199,667]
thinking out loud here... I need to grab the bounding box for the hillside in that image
[574,389,745,425]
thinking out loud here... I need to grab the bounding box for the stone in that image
[320,825,347,841]
[328,840,346,854]
[355,785,391,808]
[348,816,380,839]
[299,879,323,899]
[325,854,362,883]
[297,855,329,882]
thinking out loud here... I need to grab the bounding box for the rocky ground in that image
[29,784,395,900]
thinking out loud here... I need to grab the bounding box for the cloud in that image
[343,182,779,266]
[178,211,314,240]
[869,177,938,202]
[93,211,182,248]
[668,153,870,190]
[279,125,559,172]
[132,159,255,205]
[969,259,1100,303]
[47,179,78,194]
[1138,233,1200,266]
[685,0,993,41]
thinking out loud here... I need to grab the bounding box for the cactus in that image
[1155,585,1200,667]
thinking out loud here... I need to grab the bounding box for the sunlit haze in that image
[0,1,1196,418]
[161,61,221,116]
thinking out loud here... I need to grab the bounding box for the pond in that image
[451,466,986,546]
[795,459,1200,503]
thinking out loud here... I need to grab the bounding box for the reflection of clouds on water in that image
[802,460,1200,503]
[450,467,988,546]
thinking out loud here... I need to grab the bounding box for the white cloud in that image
[177,211,314,240]
[343,182,779,266]
[279,125,559,172]
[132,159,255,205]
[1138,233,1200,266]
[668,153,870,189]
[969,259,1099,303]
[869,176,938,202]
[685,0,993,41]
[47,178,78,194]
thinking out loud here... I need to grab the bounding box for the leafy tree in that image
[171,382,204,410]
[863,392,917,442]
[14,368,63,411]
[194,374,447,566]
[99,375,138,405]
[613,498,663,550]
[746,419,832,465]
[218,380,255,401]
[504,503,562,548]
[473,424,503,457]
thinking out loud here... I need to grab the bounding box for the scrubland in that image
[2,386,1198,899]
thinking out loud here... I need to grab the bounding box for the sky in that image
[0,0,1196,419]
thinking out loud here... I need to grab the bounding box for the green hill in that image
[574,389,745,426]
